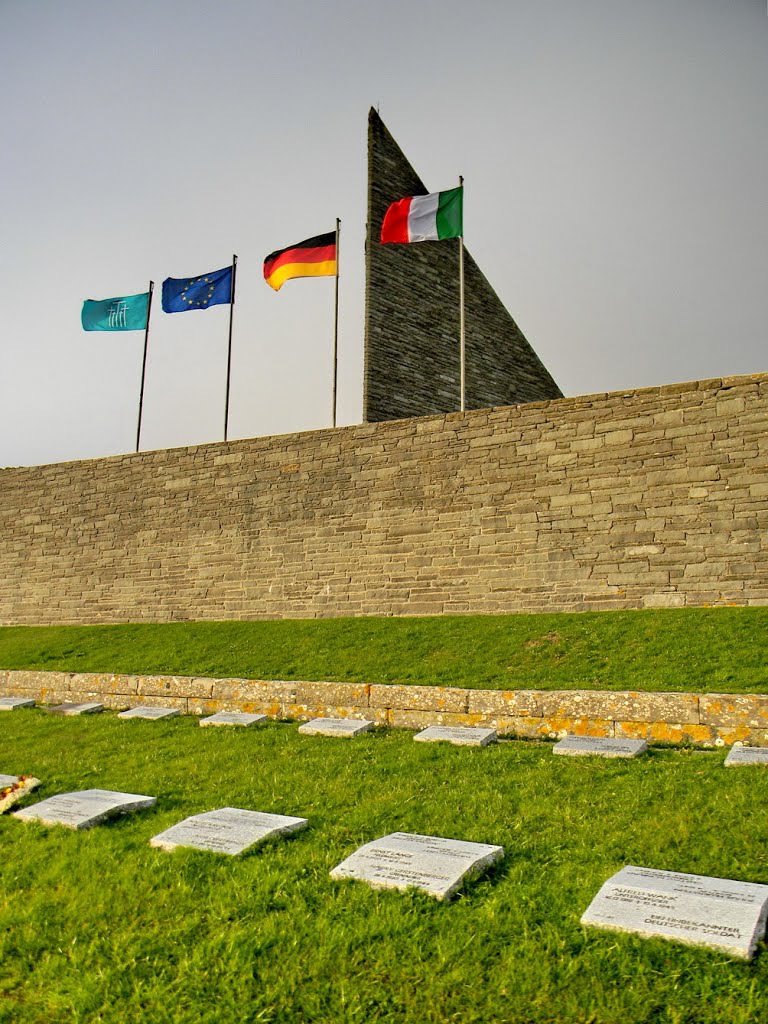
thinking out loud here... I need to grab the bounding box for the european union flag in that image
[162,265,233,313]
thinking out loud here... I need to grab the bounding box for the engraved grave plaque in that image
[0,697,36,711]
[581,864,768,960]
[199,712,267,727]
[150,807,308,855]
[48,703,104,716]
[118,706,180,721]
[13,788,156,830]
[724,746,768,767]
[331,831,504,900]
[553,736,648,759]
[414,726,497,747]
[298,718,374,738]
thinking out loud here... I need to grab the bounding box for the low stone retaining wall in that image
[3,670,767,747]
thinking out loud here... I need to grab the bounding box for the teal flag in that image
[81,291,150,331]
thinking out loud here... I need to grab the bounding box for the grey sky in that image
[1,0,765,468]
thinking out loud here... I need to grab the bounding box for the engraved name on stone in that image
[724,745,768,767]
[150,807,308,855]
[553,736,648,759]
[48,703,104,716]
[199,712,267,727]
[0,697,36,711]
[13,789,156,830]
[117,706,181,721]
[330,831,504,900]
[581,865,768,960]
[298,718,374,738]
[414,726,497,747]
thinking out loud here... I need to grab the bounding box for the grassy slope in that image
[2,711,767,1024]
[0,607,767,693]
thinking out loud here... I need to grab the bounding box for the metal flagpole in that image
[135,280,154,453]
[459,175,465,413]
[223,254,238,442]
[332,218,340,427]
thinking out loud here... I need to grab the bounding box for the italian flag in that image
[380,186,463,244]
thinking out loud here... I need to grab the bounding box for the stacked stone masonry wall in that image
[2,671,767,748]
[363,109,562,421]
[0,372,766,625]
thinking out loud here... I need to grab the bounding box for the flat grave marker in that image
[150,807,308,855]
[581,864,768,960]
[47,702,104,716]
[553,736,648,759]
[13,788,156,830]
[117,706,180,721]
[0,775,41,814]
[330,831,504,901]
[414,726,497,747]
[199,712,267,727]
[298,718,374,738]
[724,745,768,767]
[0,697,36,711]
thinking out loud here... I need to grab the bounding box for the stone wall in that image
[363,109,562,422]
[0,372,766,625]
[2,671,767,747]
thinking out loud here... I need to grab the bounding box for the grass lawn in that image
[0,607,767,693]
[2,710,768,1023]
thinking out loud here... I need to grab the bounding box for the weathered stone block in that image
[539,690,699,724]
[293,682,369,708]
[369,684,468,713]
[466,689,541,718]
[69,673,139,696]
[699,694,768,730]
[137,675,210,699]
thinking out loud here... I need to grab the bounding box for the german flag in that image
[263,231,337,291]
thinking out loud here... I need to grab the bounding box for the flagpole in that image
[223,254,238,442]
[459,175,465,413]
[332,218,340,427]
[136,280,154,453]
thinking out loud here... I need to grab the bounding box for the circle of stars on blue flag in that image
[181,276,216,307]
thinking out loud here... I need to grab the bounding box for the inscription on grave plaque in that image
[414,726,497,747]
[151,807,308,855]
[48,703,104,716]
[117,706,180,721]
[724,745,768,767]
[199,712,267,727]
[298,718,374,738]
[331,831,504,900]
[553,736,648,759]
[0,697,36,711]
[581,865,768,959]
[13,789,156,830]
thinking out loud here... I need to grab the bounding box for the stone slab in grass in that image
[330,831,504,901]
[117,706,181,721]
[581,864,768,960]
[13,789,156,830]
[0,697,35,711]
[199,712,267,727]
[150,807,308,855]
[47,702,104,716]
[724,745,768,767]
[414,726,497,747]
[298,718,374,738]
[0,775,41,813]
[553,736,648,759]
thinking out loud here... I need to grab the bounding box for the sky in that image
[1,0,766,469]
